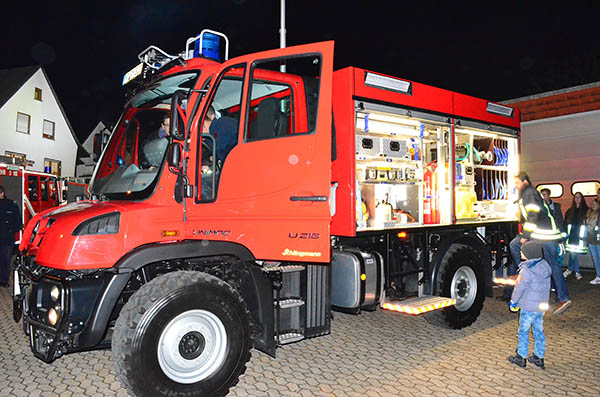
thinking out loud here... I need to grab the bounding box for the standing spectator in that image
[507,172,570,316]
[563,192,588,280]
[0,185,22,288]
[585,198,600,285]
[540,188,565,233]
[507,241,551,369]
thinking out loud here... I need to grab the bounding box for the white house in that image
[0,65,79,177]
[76,121,112,181]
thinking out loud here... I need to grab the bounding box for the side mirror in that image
[170,90,188,140]
[168,142,182,168]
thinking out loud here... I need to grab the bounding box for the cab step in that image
[276,298,305,309]
[381,295,455,315]
[278,332,304,345]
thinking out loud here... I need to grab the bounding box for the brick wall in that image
[508,85,600,122]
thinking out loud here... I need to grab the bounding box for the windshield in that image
[90,72,199,200]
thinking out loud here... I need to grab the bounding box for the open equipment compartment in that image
[354,103,452,231]
[454,124,519,222]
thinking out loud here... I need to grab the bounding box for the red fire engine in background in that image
[14,31,520,396]
[0,159,61,243]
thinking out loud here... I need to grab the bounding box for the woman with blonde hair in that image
[585,198,600,284]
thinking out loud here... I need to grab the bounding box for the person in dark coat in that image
[505,172,571,316]
[0,185,22,288]
[540,188,565,232]
[563,192,588,280]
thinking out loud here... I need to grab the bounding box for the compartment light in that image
[357,112,422,126]
[365,72,412,94]
[355,119,426,137]
[487,102,514,117]
[454,128,497,138]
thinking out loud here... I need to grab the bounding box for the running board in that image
[493,277,518,286]
[381,296,455,315]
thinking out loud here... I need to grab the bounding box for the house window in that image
[34,87,42,101]
[4,151,26,163]
[44,158,61,176]
[43,119,55,140]
[17,112,31,134]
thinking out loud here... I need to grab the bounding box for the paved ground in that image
[1,272,599,397]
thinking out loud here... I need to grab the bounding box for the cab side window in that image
[28,176,39,201]
[197,64,246,201]
[245,55,321,141]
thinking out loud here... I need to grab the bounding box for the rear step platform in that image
[492,276,518,286]
[381,295,455,315]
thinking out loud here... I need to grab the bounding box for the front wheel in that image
[112,271,251,397]
[437,244,485,329]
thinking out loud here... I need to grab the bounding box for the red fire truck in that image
[14,31,520,396]
[0,159,62,243]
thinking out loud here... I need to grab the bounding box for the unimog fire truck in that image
[14,31,520,396]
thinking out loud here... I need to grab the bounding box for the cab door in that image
[190,42,334,262]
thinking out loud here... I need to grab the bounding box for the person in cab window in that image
[563,192,588,280]
[202,106,215,133]
[158,115,170,138]
[585,198,600,285]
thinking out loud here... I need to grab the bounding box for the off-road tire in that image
[111,271,251,397]
[436,244,485,329]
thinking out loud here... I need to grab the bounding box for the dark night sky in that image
[2,1,600,143]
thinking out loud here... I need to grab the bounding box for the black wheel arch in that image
[429,232,493,297]
[78,240,274,354]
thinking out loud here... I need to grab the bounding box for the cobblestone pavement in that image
[1,272,599,397]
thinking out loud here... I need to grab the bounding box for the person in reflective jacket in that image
[506,172,571,316]
[563,192,588,280]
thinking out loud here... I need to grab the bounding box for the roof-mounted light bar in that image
[487,102,514,118]
[185,29,229,61]
[365,72,412,94]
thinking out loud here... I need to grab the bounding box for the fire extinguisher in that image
[424,161,438,224]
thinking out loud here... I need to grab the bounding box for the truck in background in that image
[0,157,62,243]
[14,31,520,396]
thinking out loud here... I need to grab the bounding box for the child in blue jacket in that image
[508,241,552,369]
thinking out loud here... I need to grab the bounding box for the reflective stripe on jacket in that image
[518,185,562,241]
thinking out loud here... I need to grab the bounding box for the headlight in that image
[48,308,59,326]
[72,212,120,236]
[50,285,60,302]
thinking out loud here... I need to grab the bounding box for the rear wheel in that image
[438,244,485,329]
[112,271,251,397]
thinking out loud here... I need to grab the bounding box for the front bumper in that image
[13,255,123,362]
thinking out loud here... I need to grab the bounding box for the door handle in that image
[290,195,328,202]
